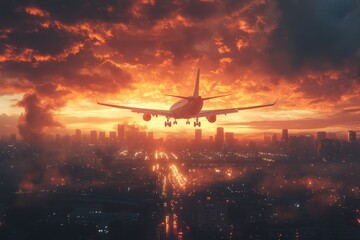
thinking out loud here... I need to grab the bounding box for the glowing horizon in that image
[0,1,359,140]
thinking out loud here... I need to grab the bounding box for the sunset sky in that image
[0,0,359,140]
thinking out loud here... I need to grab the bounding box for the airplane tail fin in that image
[193,68,200,97]
[164,68,201,100]
[202,93,232,101]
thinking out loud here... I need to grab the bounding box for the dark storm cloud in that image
[32,0,133,24]
[1,49,132,93]
[181,0,218,21]
[267,0,360,75]
[7,27,82,55]
[0,1,25,28]
[161,27,216,64]
[295,72,356,101]
[139,0,177,23]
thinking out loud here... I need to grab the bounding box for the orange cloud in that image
[0,0,359,138]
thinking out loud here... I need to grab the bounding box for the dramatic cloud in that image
[268,0,360,73]
[0,0,359,138]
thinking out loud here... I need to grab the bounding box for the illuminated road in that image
[152,150,187,240]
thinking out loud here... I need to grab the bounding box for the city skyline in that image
[2,124,358,142]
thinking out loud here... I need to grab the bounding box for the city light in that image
[169,164,187,189]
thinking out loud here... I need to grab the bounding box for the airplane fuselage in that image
[169,96,203,119]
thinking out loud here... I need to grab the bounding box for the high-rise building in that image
[74,129,81,143]
[99,131,106,142]
[225,132,235,146]
[117,124,125,141]
[109,131,117,141]
[318,139,340,161]
[90,130,97,143]
[264,134,271,144]
[281,129,288,143]
[348,130,356,143]
[215,127,224,147]
[138,132,147,142]
[272,133,277,143]
[289,135,315,158]
[126,126,139,141]
[316,131,326,142]
[195,129,202,142]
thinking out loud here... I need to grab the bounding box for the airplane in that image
[97,69,277,127]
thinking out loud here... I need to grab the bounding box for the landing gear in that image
[165,119,172,127]
[173,120,178,125]
[194,118,201,127]
[186,120,190,125]
[194,122,201,127]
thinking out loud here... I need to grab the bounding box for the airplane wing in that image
[97,101,173,117]
[195,100,278,118]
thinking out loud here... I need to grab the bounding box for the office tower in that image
[109,131,117,141]
[117,124,125,141]
[138,132,147,142]
[99,131,106,142]
[272,133,277,143]
[318,139,340,161]
[281,129,288,143]
[126,126,139,141]
[215,127,224,147]
[316,131,326,142]
[348,130,356,143]
[90,130,97,143]
[225,132,234,146]
[264,134,271,144]
[195,129,202,142]
[74,129,81,143]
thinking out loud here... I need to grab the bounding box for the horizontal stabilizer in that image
[202,93,232,100]
[164,94,192,100]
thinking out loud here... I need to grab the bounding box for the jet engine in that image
[206,115,216,123]
[143,113,152,121]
